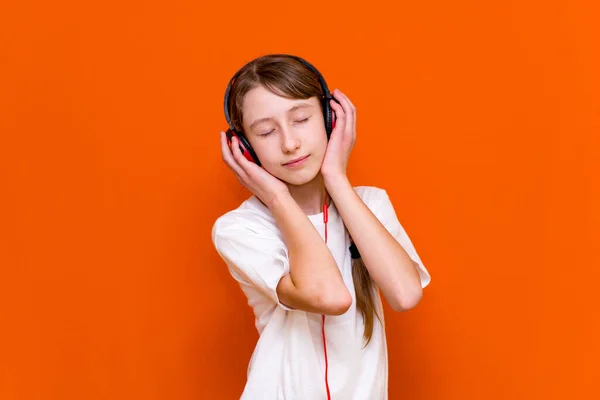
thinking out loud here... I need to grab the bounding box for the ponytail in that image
[349,237,381,346]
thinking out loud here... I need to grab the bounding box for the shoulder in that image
[211,196,289,283]
[354,185,399,224]
[211,195,281,250]
[353,185,389,207]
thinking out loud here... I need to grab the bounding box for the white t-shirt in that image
[212,186,431,399]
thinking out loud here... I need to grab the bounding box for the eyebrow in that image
[249,103,313,131]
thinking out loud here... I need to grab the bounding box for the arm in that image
[270,193,352,315]
[321,89,425,312]
[326,177,423,312]
[219,132,351,315]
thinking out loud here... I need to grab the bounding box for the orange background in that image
[1,0,599,399]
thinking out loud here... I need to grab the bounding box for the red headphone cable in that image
[322,193,331,400]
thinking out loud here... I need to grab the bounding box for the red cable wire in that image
[322,196,331,400]
[322,314,330,400]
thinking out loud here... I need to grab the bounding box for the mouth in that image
[283,155,310,167]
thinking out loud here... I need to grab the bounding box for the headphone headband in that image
[223,54,333,132]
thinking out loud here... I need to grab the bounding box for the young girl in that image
[212,54,431,399]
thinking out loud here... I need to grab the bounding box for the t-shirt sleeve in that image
[211,214,294,310]
[371,188,432,288]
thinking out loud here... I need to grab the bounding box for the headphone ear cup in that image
[323,97,338,140]
[225,129,262,166]
[323,99,333,140]
[331,103,337,130]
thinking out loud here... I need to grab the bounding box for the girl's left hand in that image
[320,89,357,180]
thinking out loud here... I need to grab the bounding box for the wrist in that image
[323,173,351,192]
[265,190,293,211]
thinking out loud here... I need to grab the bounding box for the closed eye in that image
[260,116,310,137]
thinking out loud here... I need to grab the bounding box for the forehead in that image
[242,85,319,124]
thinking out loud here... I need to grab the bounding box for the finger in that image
[220,131,237,165]
[220,133,254,191]
[340,90,357,134]
[219,132,238,170]
[230,135,261,177]
[333,89,355,135]
[336,95,355,138]
[329,99,346,137]
[220,132,249,179]
[333,89,355,117]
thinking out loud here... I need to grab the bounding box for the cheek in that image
[253,140,280,166]
[313,126,328,152]
[308,120,327,144]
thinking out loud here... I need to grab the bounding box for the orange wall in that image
[1,0,599,399]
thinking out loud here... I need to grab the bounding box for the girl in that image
[212,54,431,399]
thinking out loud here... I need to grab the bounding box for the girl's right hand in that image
[220,131,290,208]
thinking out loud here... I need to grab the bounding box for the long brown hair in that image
[226,54,380,344]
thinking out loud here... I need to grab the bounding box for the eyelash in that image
[260,117,310,137]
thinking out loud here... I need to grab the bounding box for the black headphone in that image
[223,54,337,167]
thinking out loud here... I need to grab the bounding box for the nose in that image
[280,126,301,153]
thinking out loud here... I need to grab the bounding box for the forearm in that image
[269,193,350,310]
[325,176,423,311]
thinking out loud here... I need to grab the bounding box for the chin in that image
[283,174,316,187]
[275,166,321,187]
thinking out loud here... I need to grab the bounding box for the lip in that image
[283,155,310,167]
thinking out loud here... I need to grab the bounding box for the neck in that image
[286,172,329,216]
